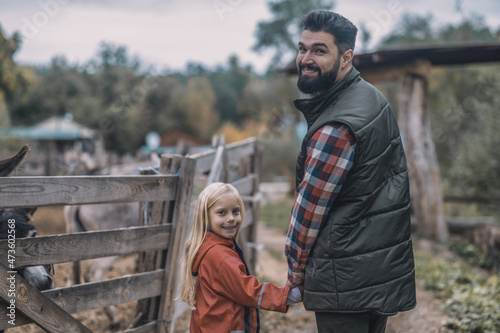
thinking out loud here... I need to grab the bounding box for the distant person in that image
[181,182,301,332]
[285,10,416,333]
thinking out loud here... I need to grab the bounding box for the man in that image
[285,10,416,333]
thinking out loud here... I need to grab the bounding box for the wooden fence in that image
[0,136,262,333]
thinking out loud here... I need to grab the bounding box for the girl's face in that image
[208,194,242,239]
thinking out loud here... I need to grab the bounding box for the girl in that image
[181,182,300,333]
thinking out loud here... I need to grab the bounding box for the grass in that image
[415,241,500,333]
[259,196,295,231]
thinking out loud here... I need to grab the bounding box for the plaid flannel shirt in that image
[285,123,356,286]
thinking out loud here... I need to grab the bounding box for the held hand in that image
[286,287,302,305]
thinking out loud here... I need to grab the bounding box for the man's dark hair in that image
[301,10,358,54]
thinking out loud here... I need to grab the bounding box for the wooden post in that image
[136,156,181,324]
[0,263,92,333]
[206,135,228,185]
[398,72,449,242]
[157,156,196,333]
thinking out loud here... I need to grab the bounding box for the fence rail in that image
[0,136,262,333]
[0,175,177,207]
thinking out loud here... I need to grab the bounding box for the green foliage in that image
[447,238,497,271]
[5,36,300,158]
[253,0,336,68]
[429,64,500,199]
[439,13,497,44]
[208,56,251,125]
[0,26,29,102]
[380,13,435,47]
[415,246,500,333]
[443,275,500,333]
[259,196,295,231]
[379,13,499,48]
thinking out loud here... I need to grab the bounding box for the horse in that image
[0,145,54,290]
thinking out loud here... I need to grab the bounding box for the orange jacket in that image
[190,232,290,333]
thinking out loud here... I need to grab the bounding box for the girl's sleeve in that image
[212,253,290,313]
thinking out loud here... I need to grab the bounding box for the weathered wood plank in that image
[0,270,164,329]
[226,137,257,156]
[158,157,196,333]
[143,155,182,323]
[190,137,257,174]
[232,174,257,196]
[0,175,178,208]
[447,217,497,231]
[0,225,171,267]
[120,321,158,333]
[444,196,500,204]
[206,138,228,185]
[0,263,92,332]
[189,148,217,174]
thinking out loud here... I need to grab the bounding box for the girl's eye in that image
[217,210,226,215]
[232,209,240,215]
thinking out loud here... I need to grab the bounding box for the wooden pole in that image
[398,72,448,242]
[158,156,196,333]
[0,263,92,333]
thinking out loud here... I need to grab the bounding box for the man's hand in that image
[286,280,304,302]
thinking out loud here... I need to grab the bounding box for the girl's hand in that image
[286,287,302,305]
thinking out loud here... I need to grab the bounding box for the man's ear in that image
[341,49,354,68]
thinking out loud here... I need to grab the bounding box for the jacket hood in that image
[192,231,235,276]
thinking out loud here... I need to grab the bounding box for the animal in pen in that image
[0,145,54,290]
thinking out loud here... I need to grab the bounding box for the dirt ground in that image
[8,206,450,333]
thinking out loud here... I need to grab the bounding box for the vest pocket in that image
[304,257,335,292]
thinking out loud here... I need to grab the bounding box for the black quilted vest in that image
[294,67,416,315]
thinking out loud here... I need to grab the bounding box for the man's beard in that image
[297,57,340,95]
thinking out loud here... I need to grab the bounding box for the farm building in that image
[0,114,106,175]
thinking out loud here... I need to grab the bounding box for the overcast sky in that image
[0,0,498,73]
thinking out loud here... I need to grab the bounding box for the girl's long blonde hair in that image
[180,182,245,309]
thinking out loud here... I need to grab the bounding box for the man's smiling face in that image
[296,29,342,95]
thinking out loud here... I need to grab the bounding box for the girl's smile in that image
[208,194,242,239]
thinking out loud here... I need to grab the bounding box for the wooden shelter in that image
[285,42,500,242]
[2,114,106,175]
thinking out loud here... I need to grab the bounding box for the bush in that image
[447,238,497,271]
[415,244,500,333]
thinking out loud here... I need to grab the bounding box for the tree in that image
[209,55,250,125]
[253,0,336,69]
[438,13,497,43]
[9,56,90,125]
[0,26,30,129]
[379,12,497,48]
[379,13,435,47]
[172,77,218,141]
[0,27,28,101]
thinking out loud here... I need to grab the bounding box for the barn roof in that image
[353,42,500,70]
[4,115,97,140]
[282,42,500,75]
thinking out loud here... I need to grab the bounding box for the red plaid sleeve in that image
[285,123,356,286]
